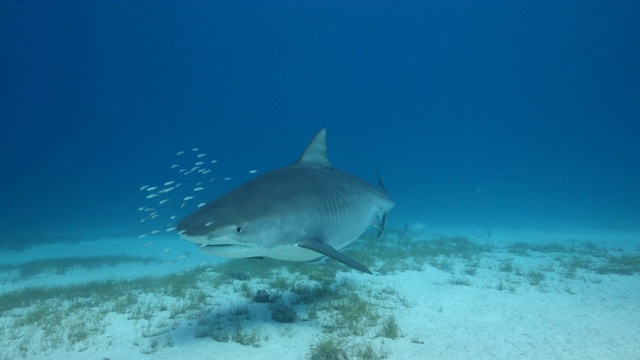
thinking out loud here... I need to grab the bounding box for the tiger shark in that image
[176,129,394,274]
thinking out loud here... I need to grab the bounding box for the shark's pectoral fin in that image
[297,239,372,275]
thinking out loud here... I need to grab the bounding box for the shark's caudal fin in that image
[376,170,390,237]
[298,239,373,274]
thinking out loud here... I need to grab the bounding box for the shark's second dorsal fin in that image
[295,128,331,167]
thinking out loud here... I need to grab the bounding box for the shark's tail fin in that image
[376,170,390,237]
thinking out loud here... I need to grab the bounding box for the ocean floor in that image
[1,225,639,359]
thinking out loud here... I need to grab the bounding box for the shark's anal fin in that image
[298,239,373,275]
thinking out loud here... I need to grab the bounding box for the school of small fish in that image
[136,146,259,240]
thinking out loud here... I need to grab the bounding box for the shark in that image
[176,129,394,274]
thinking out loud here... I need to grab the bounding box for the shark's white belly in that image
[198,242,320,261]
[194,207,377,262]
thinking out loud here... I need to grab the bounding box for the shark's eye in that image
[236,226,242,234]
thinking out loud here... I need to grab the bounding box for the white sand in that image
[1,227,639,360]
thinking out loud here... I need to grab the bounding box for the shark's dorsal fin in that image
[295,129,331,167]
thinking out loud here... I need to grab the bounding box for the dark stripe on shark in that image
[297,239,373,275]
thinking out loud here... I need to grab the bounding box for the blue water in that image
[1,1,639,250]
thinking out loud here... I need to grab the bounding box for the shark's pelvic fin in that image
[376,169,390,237]
[298,239,373,274]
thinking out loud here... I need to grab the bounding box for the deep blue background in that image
[1,1,639,248]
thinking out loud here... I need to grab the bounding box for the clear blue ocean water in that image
[1,1,639,248]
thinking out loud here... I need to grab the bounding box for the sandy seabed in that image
[0,225,638,360]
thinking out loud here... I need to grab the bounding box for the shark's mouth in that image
[196,242,261,259]
[196,243,254,251]
[182,234,247,248]
[198,243,251,248]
